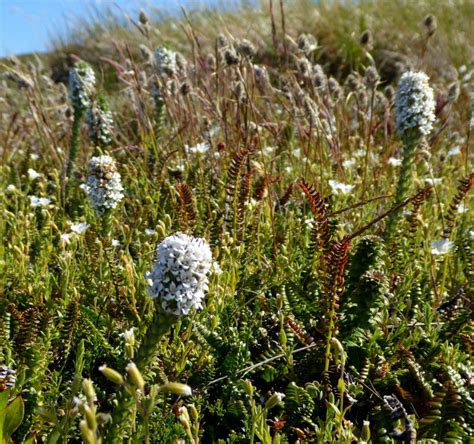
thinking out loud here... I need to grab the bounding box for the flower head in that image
[395,71,435,139]
[29,196,51,208]
[329,180,354,195]
[155,47,178,76]
[69,61,96,111]
[146,233,213,317]
[86,98,114,147]
[83,155,124,215]
[431,239,454,255]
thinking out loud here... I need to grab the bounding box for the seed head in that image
[423,14,437,37]
[139,45,154,64]
[223,47,240,66]
[313,64,327,89]
[237,39,256,58]
[395,71,436,139]
[447,82,460,103]
[328,77,343,102]
[365,66,380,86]
[83,155,124,215]
[298,33,317,55]
[359,30,373,50]
[139,9,149,26]
[146,233,213,317]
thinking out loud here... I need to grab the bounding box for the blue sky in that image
[0,0,244,57]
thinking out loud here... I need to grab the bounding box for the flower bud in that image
[99,365,124,385]
[158,382,192,397]
[82,379,96,403]
[80,420,95,444]
[126,362,145,390]
[360,420,371,442]
[265,392,285,410]
[84,405,97,431]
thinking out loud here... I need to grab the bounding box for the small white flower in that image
[30,153,39,161]
[28,168,41,180]
[293,148,302,158]
[425,178,442,186]
[328,180,354,195]
[111,239,120,247]
[145,228,157,236]
[353,149,366,158]
[342,158,356,168]
[431,239,454,255]
[70,222,90,234]
[447,146,461,157]
[61,232,75,244]
[457,202,468,214]
[29,196,51,208]
[388,157,402,167]
[304,218,314,227]
[186,142,209,155]
[470,230,474,240]
[262,146,275,156]
[211,261,222,275]
[119,328,134,341]
[6,184,17,192]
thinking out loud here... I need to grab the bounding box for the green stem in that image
[106,310,177,441]
[384,136,417,242]
[67,108,84,178]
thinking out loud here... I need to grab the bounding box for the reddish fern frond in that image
[225,148,248,233]
[286,317,314,345]
[321,237,351,333]
[276,183,294,209]
[254,176,268,201]
[225,148,248,200]
[237,170,252,233]
[175,182,197,230]
[443,173,474,239]
[408,187,432,235]
[299,179,332,252]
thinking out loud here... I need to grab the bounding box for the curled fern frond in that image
[299,179,332,255]
[175,181,197,230]
[443,173,474,239]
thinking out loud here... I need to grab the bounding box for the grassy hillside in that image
[0,0,473,442]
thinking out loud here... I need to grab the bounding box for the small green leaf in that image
[3,396,25,441]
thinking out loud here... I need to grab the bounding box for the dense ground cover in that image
[1,0,473,442]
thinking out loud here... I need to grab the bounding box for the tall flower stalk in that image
[107,233,213,440]
[67,62,96,178]
[86,94,113,150]
[385,71,435,241]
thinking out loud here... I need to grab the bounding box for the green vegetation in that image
[1,0,472,442]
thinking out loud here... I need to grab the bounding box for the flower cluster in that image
[146,233,213,317]
[155,47,178,76]
[68,61,96,111]
[87,99,114,147]
[0,365,16,390]
[83,156,124,215]
[395,71,436,139]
